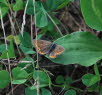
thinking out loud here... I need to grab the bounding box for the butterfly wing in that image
[33,40,52,55]
[49,45,65,58]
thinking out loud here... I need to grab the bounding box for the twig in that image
[0,7,14,95]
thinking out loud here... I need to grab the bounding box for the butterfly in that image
[33,40,65,58]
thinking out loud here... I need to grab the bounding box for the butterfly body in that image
[47,43,56,54]
[33,40,64,58]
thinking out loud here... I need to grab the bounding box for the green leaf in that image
[26,0,41,15]
[33,70,49,85]
[1,41,15,59]
[25,87,37,95]
[0,70,10,88]
[82,73,100,87]
[14,36,21,45]
[100,86,102,95]
[80,0,102,31]
[88,83,99,92]
[13,0,24,11]
[55,75,65,84]
[57,0,73,10]
[36,8,48,27]
[65,76,73,84]
[94,64,100,79]
[0,6,9,17]
[42,21,61,40]
[12,67,28,84]
[64,90,76,95]
[12,79,27,84]
[42,0,71,11]
[25,88,51,95]
[20,45,35,54]
[6,35,14,41]
[6,35,20,45]
[0,0,8,5]
[50,31,102,66]
[18,56,34,73]
[19,32,32,48]
[0,44,6,53]
[19,32,34,55]
[41,88,51,95]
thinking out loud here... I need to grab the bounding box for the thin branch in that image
[0,7,14,95]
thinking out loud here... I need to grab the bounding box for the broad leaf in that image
[50,31,102,66]
[80,0,102,31]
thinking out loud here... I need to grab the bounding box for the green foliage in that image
[0,0,8,17]
[26,0,72,28]
[100,86,102,95]
[6,35,21,45]
[64,90,76,95]
[0,44,6,53]
[33,70,50,85]
[18,56,34,73]
[20,45,35,54]
[41,88,51,95]
[55,75,65,84]
[50,31,102,66]
[57,0,74,9]
[13,0,24,11]
[19,32,35,54]
[12,67,28,84]
[25,87,37,95]
[65,76,73,84]
[80,0,102,31]
[82,73,100,87]
[94,64,100,79]
[25,87,51,95]
[1,0,102,94]
[0,70,10,88]
[19,32,32,48]
[36,7,48,27]
[0,7,9,17]
[87,84,99,92]
[0,41,15,59]
[42,0,72,11]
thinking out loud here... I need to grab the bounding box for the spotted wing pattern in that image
[33,40,51,55]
